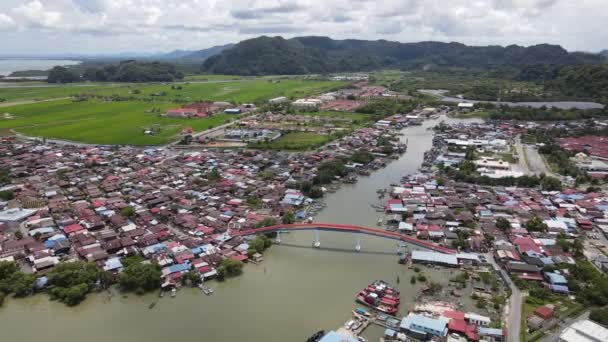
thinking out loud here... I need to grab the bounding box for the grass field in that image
[298,111,375,126]
[0,79,343,104]
[0,79,344,145]
[0,99,232,145]
[250,132,334,150]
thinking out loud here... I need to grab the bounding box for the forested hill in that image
[201,36,605,75]
[47,61,184,83]
[545,64,608,104]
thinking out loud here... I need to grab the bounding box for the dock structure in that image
[232,223,456,254]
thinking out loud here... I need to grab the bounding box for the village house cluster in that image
[0,117,410,288]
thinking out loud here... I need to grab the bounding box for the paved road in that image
[514,136,532,175]
[524,144,553,176]
[486,253,522,342]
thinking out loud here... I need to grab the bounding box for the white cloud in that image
[0,13,15,30]
[0,0,606,54]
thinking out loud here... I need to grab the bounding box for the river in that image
[0,116,480,342]
[0,58,81,77]
[419,89,605,110]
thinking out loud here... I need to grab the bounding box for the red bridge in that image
[231,223,456,254]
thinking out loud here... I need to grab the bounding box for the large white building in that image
[558,320,608,342]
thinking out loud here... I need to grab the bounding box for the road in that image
[524,145,554,176]
[539,311,589,342]
[514,136,532,175]
[486,252,522,342]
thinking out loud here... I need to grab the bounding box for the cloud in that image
[0,13,15,30]
[0,0,606,54]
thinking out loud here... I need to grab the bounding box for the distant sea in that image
[0,58,81,76]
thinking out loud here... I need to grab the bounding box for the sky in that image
[0,0,607,55]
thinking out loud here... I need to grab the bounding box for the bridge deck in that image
[231,223,456,254]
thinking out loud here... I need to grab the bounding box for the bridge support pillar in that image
[355,234,362,252]
[313,230,320,248]
[276,230,281,244]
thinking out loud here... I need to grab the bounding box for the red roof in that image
[534,306,554,319]
[448,319,467,333]
[444,310,466,321]
[63,223,84,234]
[231,254,248,262]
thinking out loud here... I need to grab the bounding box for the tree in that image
[47,66,80,83]
[0,190,14,201]
[590,308,608,326]
[47,261,105,306]
[207,168,221,182]
[282,211,296,224]
[526,216,548,232]
[541,176,563,191]
[121,206,135,218]
[14,231,23,240]
[255,217,276,228]
[476,297,487,309]
[496,217,511,232]
[216,259,244,280]
[181,270,201,287]
[119,262,161,294]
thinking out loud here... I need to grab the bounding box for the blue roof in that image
[168,263,191,273]
[400,313,448,336]
[384,328,396,337]
[319,331,358,342]
[479,327,503,336]
[545,272,568,284]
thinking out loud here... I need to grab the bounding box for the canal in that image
[0,116,479,342]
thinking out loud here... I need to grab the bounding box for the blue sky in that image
[0,0,606,55]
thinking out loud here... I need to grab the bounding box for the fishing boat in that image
[355,280,400,316]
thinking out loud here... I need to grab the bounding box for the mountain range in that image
[155,44,234,61]
[200,36,606,75]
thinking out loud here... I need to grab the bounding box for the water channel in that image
[0,116,480,342]
[419,89,605,110]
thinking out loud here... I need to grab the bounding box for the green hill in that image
[201,36,604,75]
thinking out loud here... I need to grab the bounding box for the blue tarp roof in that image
[168,263,191,273]
[545,272,568,284]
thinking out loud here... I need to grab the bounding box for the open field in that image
[0,79,344,145]
[0,99,233,145]
[0,79,343,104]
[250,131,335,150]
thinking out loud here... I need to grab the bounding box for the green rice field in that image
[0,79,344,145]
[0,79,343,103]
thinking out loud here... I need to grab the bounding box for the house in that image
[458,102,474,111]
[268,96,287,104]
[400,313,449,338]
[224,108,241,114]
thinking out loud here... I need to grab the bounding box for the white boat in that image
[170,288,176,298]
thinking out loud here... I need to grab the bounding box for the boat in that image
[148,302,156,309]
[202,286,213,295]
[355,280,400,316]
[171,288,176,298]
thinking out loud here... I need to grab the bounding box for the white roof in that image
[559,320,608,342]
[458,102,474,108]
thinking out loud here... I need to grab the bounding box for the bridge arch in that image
[231,223,456,254]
